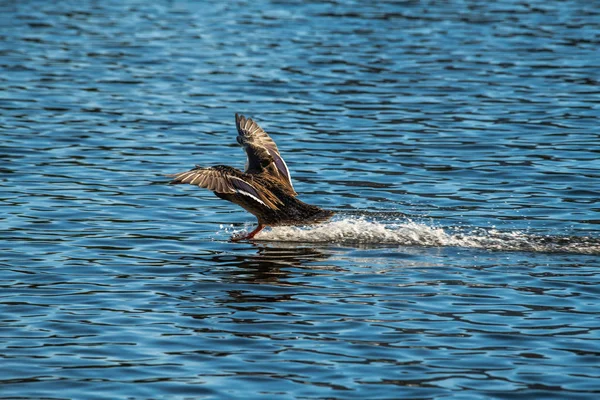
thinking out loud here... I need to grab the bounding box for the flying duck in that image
[169,114,334,241]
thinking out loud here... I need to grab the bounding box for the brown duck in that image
[169,114,334,241]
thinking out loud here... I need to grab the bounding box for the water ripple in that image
[1,0,599,399]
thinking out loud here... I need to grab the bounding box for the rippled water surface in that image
[2,0,600,398]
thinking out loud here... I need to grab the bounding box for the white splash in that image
[257,218,447,245]
[236,217,600,255]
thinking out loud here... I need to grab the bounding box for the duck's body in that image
[169,114,333,240]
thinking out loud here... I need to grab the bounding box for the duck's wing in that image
[235,113,296,194]
[169,165,281,209]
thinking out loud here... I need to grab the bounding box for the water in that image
[1,0,599,398]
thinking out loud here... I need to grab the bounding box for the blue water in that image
[1,0,600,398]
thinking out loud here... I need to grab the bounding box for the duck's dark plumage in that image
[169,114,333,240]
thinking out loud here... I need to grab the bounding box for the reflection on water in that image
[1,0,600,398]
[207,244,333,284]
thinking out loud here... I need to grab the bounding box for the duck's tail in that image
[289,204,334,226]
[305,208,335,224]
[263,202,334,227]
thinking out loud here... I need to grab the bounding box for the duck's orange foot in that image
[230,224,265,242]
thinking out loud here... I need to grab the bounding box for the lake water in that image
[1,0,599,398]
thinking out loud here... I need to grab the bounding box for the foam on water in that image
[224,217,600,255]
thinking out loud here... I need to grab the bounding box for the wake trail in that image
[231,217,600,255]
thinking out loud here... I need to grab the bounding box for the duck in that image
[169,114,334,241]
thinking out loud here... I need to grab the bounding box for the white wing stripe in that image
[236,189,268,207]
[279,157,294,189]
[228,176,269,207]
[229,175,256,188]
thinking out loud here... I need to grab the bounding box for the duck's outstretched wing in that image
[235,113,296,194]
[169,165,281,209]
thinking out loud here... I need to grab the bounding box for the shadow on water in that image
[192,243,337,285]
